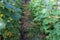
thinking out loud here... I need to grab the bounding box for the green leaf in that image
[11,13,21,21]
[0,19,6,30]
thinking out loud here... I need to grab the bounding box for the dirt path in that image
[20,1,31,40]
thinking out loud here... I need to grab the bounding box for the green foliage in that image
[0,0,22,40]
[29,0,60,40]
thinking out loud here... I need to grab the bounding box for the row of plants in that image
[28,0,60,40]
[0,0,22,40]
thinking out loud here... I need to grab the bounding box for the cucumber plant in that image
[29,0,60,40]
[0,0,22,40]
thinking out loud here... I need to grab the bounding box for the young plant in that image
[0,0,22,40]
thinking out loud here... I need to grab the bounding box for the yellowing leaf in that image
[0,13,3,17]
